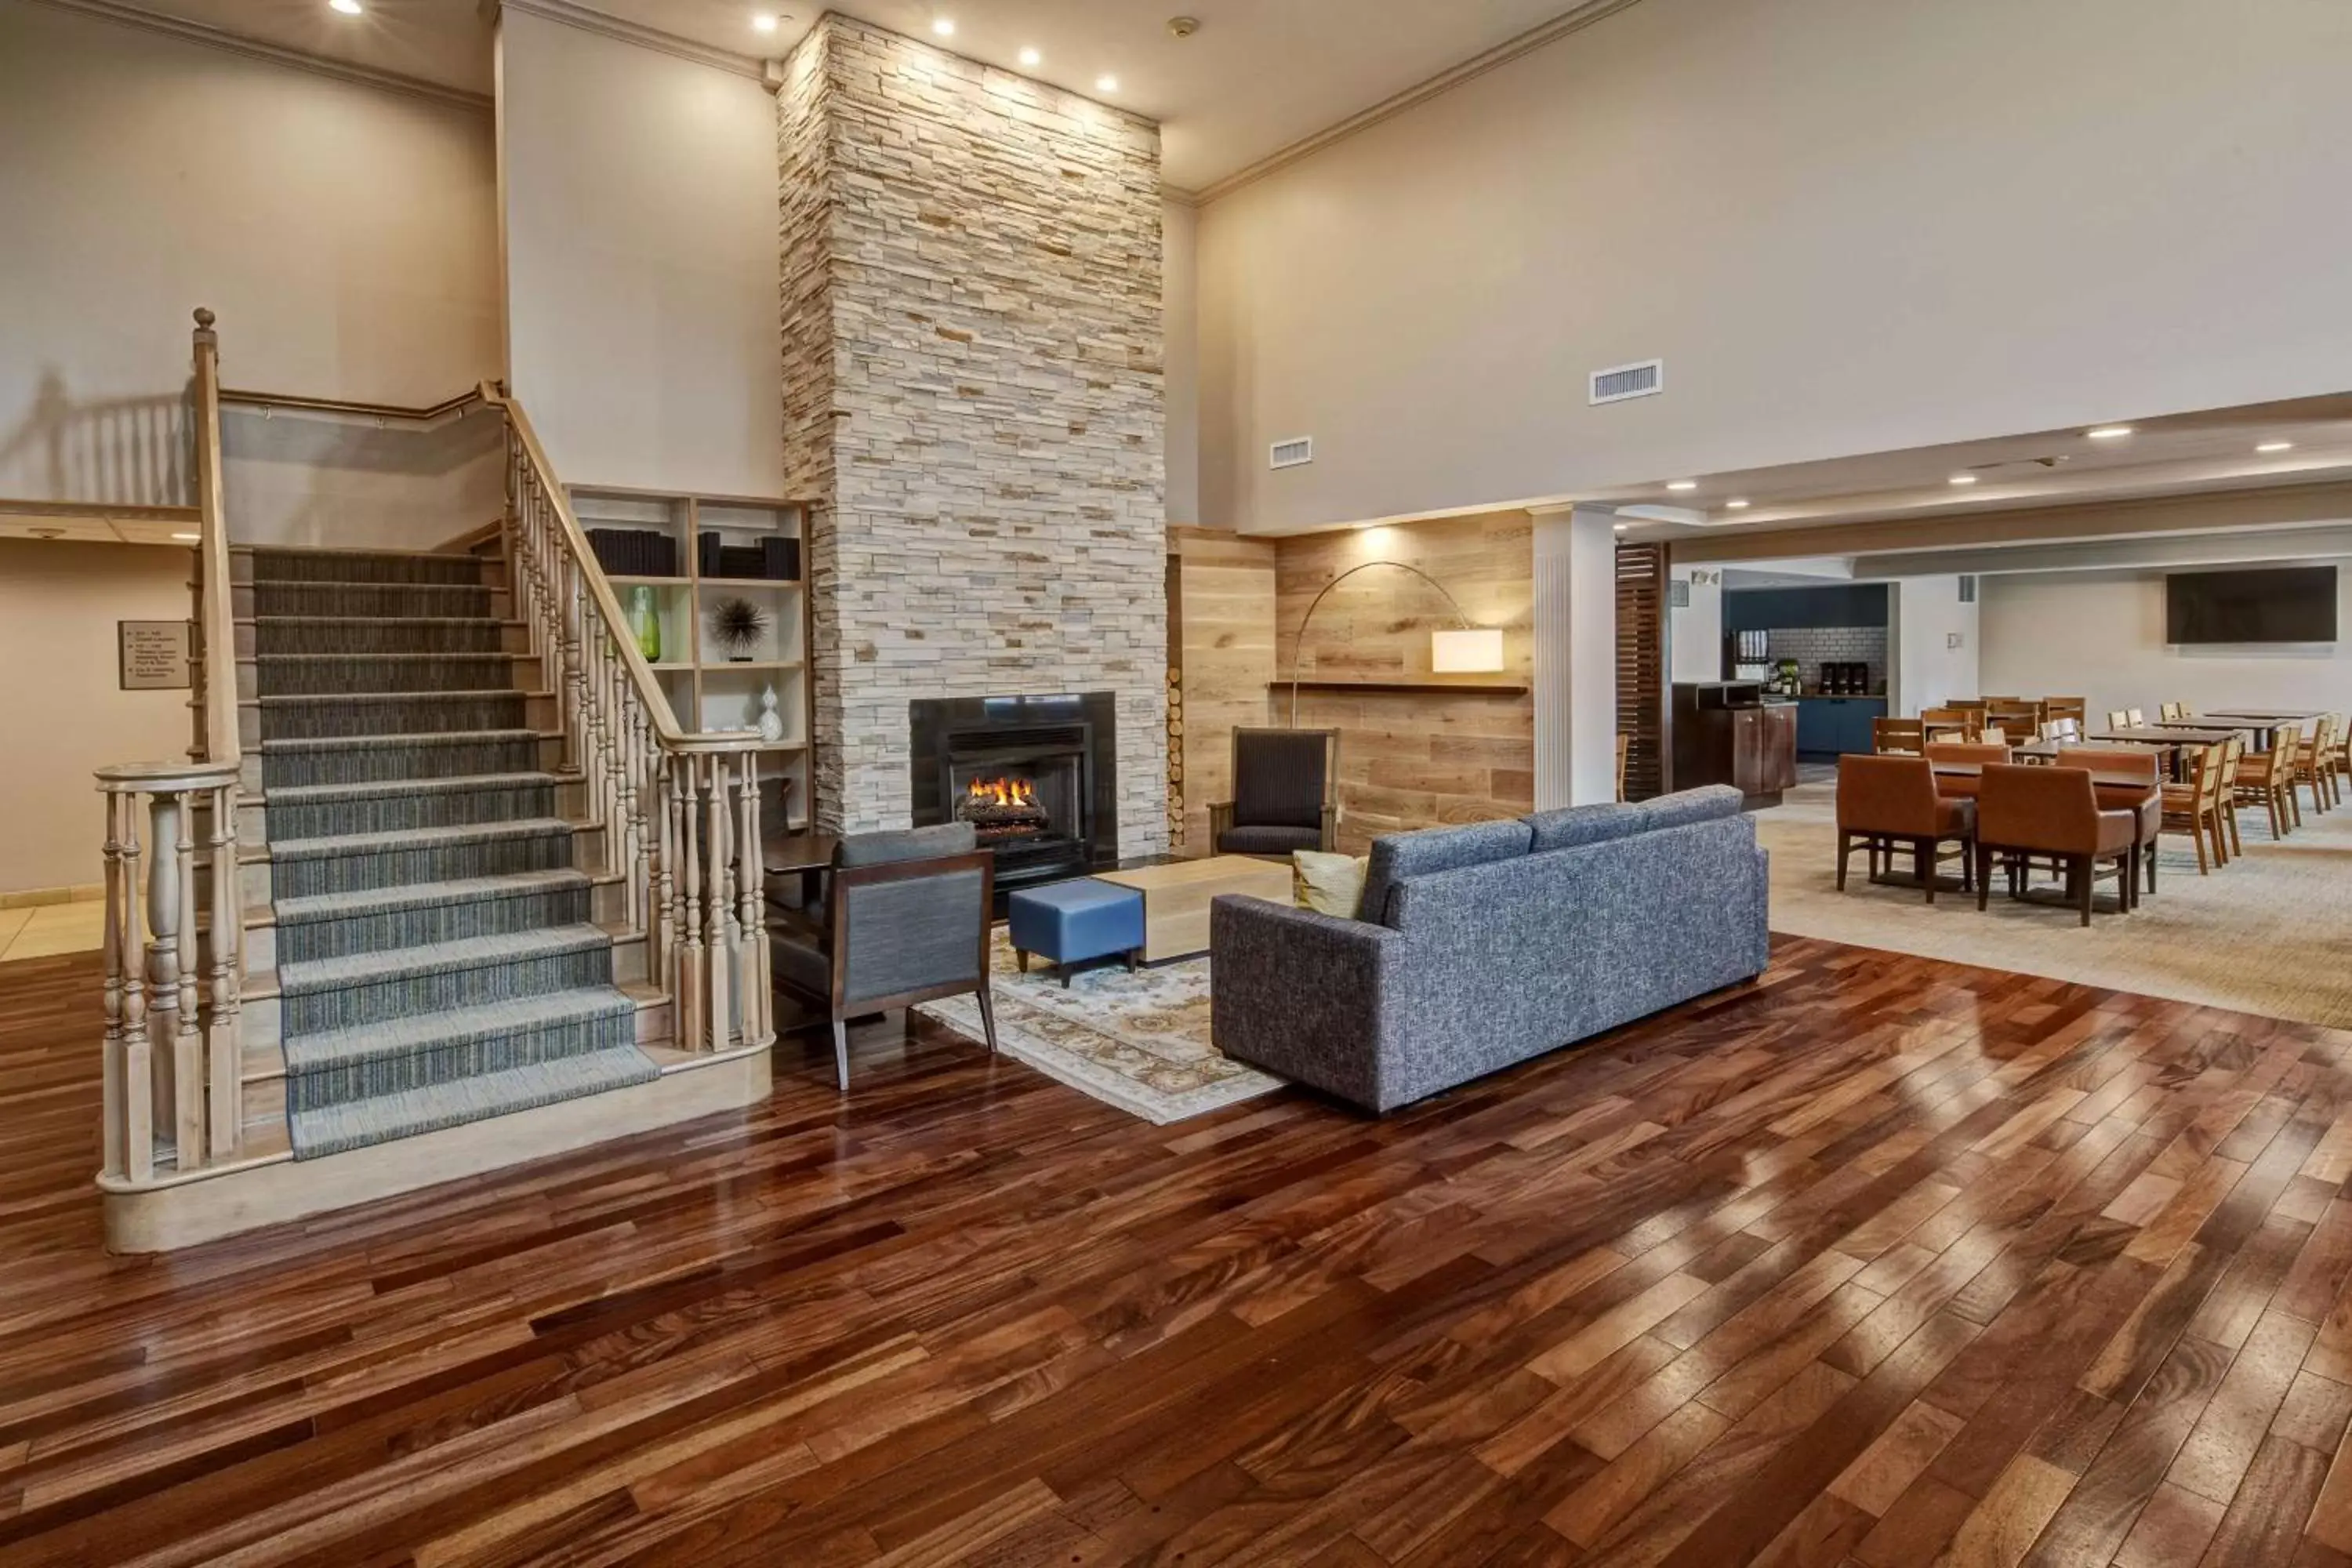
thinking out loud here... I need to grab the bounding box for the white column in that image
[1532,506,1621,809]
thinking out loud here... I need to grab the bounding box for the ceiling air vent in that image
[1590,358,1664,405]
[1269,436,1314,470]
[1959,575,1978,604]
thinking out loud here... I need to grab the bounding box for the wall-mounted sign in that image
[118,620,192,691]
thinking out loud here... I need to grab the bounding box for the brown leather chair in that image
[2057,746,2162,898]
[1922,741,2012,800]
[1836,754,1974,902]
[1974,764,2139,925]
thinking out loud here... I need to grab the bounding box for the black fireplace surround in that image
[909,694,1120,897]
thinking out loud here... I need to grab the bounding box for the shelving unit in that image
[570,485,817,832]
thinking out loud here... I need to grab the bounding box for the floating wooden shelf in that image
[1271,681,1530,697]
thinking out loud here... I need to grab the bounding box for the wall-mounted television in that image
[2165,566,2337,645]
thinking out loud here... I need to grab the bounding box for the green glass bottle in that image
[630,585,662,663]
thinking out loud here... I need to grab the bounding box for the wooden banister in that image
[190,310,238,768]
[217,387,487,424]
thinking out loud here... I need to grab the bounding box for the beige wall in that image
[1196,0,2352,533]
[0,541,194,895]
[0,2,499,506]
[499,9,785,498]
[1164,199,1203,527]
[1980,562,2352,728]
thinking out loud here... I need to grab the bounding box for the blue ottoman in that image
[1007,879,1146,988]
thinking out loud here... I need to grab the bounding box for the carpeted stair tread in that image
[255,690,539,706]
[247,549,487,586]
[261,728,546,755]
[269,771,565,807]
[278,923,611,996]
[274,868,592,925]
[251,616,512,656]
[289,1046,661,1159]
[269,817,575,863]
[282,985,637,1073]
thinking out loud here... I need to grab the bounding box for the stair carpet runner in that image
[251,548,659,1159]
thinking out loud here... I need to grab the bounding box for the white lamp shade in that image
[1431,627,1504,673]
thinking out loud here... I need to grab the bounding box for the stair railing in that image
[481,383,774,1056]
[94,310,248,1189]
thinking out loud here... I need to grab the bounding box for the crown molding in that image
[22,0,492,112]
[1192,0,1651,206]
[497,0,771,85]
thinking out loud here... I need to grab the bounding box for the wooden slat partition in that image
[1615,542,1671,800]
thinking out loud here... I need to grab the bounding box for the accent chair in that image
[1975,764,2138,925]
[1836,753,1973,902]
[1211,728,1339,856]
[768,823,997,1091]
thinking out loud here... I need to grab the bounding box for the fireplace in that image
[910,693,1120,899]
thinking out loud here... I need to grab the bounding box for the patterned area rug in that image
[919,931,1283,1124]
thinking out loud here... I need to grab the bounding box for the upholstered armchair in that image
[1835,753,1974,902]
[1210,728,1339,857]
[1975,764,2139,924]
[768,823,997,1091]
[2056,746,2163,896]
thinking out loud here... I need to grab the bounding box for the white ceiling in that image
[1601,394,2352,543]
[91,0,1602,191]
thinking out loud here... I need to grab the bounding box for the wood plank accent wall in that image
[1171,527,1277,852]
[1615,541,1670,800]
[1276,514,1534,854]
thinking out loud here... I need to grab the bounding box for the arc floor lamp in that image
[1284,560,1505,727]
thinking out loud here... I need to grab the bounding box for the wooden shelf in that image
[1271,681,1530,697]
[702,659,804,673]
[608,574,691,587]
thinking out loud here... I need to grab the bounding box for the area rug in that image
[919,931,1283,1124]
[1758,777,2352,1030]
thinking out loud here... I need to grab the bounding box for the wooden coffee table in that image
[1092,856,1293,963]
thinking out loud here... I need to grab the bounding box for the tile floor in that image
[0,902,107,962]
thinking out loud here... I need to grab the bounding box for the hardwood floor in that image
[6,938,2352,1566]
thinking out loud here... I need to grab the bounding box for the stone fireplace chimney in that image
[779,16,1169,859]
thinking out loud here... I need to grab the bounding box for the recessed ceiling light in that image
[751,12,778,33]
[1949,474,1978,485]
[1726,499,1750,510]
[2086,426,2134,440]
[931,17,955,36]
[1613,522,1629,532]
[1096,74,1120,93]
[2258,441,2296,453]
[1018,45,1041,66]
[328,0,361,13]
[172,532,201,542]
[1665,480,1697,492]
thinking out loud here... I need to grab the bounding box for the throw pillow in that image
[1293,850,1369,919]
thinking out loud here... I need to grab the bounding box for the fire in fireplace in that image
[909,694,1121,906]
[961,775,1051,840]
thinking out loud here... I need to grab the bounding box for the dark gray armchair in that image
[768,823,997,1091]
[1210,728,1339,857]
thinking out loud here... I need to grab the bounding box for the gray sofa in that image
[1208,786,1769,1112]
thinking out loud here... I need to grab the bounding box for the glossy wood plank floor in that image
[9,939,2352,1566]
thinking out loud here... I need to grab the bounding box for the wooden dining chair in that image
[2044,697,2087,727]
[1920,706,1972,744]
[2216,733,2247,858]
[2291,714,2340,814]
[2105,710,2131,731]
[2125,708,2147,728]
[1987,700,2043,738]
[1977,726,2008,747]
[2158,701,2188,723]
[2232,731,2299,839]
[2161,742,2230,873]
[1873,717,1926,755]
[2040,717,2081,743]
[2327,716,2352,797]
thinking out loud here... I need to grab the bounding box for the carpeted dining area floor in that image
[1757,774,2352,1030]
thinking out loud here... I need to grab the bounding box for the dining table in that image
[1930,759,2162,809]
[2178,711,2320,751]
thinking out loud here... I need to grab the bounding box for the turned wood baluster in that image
[653,745,677,977]
[703,753,731,1051]
[734,753,766,1046]
[624,703,649,935]
[206,780,241,1161]
[561,555,586,780]
[677,756,704,1051]
[171,790,203,1167]
[119,798,151,1183]
[100,791,126,1181]
[143,792,183,1170]
[605,651,626,848]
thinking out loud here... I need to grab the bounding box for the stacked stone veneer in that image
[779,16,1169,856]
